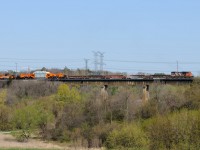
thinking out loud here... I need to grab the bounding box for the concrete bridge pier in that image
[100,85,108,101]
[142,84,149,103]
[99,84,150,105]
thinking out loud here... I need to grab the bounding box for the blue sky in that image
[0,0,200,75]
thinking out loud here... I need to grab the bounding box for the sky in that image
[0,0,200,75]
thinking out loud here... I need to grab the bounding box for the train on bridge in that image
[0,71,193,80]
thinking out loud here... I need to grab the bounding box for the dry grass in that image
[0,132,63,149]
[0,132,103,150]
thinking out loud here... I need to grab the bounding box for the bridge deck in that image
[48,78,193,85]
[0,78,193,87]
[56,78,193,82]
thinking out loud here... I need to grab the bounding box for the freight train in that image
[0,71,193,80]
[127,71,193,80]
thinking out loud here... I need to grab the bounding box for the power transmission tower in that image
[28,66,30,73]
[93,51,98,74]
[93,51,105,75]
[84,59,89,75]
[98,51,105,74]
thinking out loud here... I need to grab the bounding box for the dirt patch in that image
[0,132,102,150]
[0,132,63,149]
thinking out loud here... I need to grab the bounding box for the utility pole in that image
[15,63,18,79]
[28,66,30,73]
[84,59,89,75]
[177,61,179,72]
[15,63,18,73]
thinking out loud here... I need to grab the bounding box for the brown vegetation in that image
[0,78,200,149]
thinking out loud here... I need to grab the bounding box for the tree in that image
[50,84,85,142]
[12,99,55,141]
[145,110,200,150]
[41,67,47,71]
[0,105,12,130]
[56,84,81,104]
[106,123,148,149]
[0,89,7,105]
[185,78,200,109]
[12,105,40,141]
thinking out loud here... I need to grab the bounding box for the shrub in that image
[145,109,200,150]
[6,81,60,104]
[12,101,54,141]
[0,105,12,130]
[56,84,81,104]
[105,123,149,149]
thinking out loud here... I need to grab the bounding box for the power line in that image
[2,57,200,64]
[104,59,175,64]
[0,57,82,61]
[0,60,82,64]
[104,59,200,64]
[104,67,173,72]
[104,67,200,73]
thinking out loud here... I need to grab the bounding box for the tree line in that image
[0,79,200,149]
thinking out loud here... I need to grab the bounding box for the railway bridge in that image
[57,78,193,103]
[0,78,193,103]
[57,78,193,85]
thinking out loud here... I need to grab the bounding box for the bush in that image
[12,101,54,141]
[0,105,12,130]
[105,123,149,149]
[185,78,200,109]
[56,84,81,104]
[12,105,40,141]
[6,80,60,104]
[12,130,30,142]
[92,122,119,147]
[145,110,200,150]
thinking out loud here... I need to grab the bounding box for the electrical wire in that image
[104,59,200,64]
[0,58,199,73]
